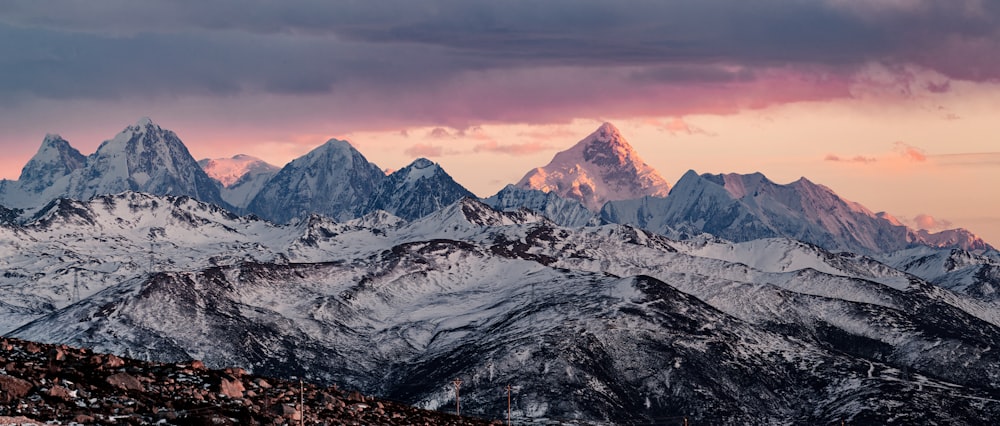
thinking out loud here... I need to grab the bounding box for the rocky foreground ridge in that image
[0,337,491,425]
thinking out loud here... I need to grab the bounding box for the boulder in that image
[105,373,144,391]
[219,377,245,399]
[0,375,33,403]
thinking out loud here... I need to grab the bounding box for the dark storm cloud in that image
[0,0,997,105]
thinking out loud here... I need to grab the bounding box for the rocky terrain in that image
[0,337,492,425]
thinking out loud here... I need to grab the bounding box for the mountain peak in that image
[410,157,435,169]
[124,117,160,135]
[363,157,474,221]
[246,138,385,223]
[15,134,87,193]
[596,121,623,138]
[65,120,229,209]
[516,123,669,210]
[319,138,354,152]
[42,133,66,144]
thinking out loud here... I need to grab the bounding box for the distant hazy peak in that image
[199,155,279,188]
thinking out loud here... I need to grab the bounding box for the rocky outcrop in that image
[0,337,493,425]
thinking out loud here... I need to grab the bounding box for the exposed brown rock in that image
[0,416,41,425]
[0,375,32,403]
[219,377,245,399]
[105,354,125,368]
[0,337,493,425]
[47,385,73,401]
[47,347,66,363]
[73,414,95,423]
[105,372,144,391]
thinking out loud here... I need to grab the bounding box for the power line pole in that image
[299,379,304,426]
[452,378,463,416]
[505,384,513,426]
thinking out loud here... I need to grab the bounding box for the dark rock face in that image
[74,119,231,209]
[364,158,475,221]
[0,337,493,425]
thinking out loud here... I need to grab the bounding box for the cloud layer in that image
[1,1,998,131]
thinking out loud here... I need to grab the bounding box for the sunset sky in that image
[1,1,998,244]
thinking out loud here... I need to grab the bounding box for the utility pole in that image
[452,378,463,416]
[505,384,513,426]
[299,379,304,426]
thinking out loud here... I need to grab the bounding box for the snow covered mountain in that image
[363,158,475,220]
[601,170,995,255]
[913,227,995,252]
[880,246,1000,301]
[246,139,386,223]
[0,118,230,212]
[516,122,670,211]
[198,154,280,209]
[482,184,599,227]
[13,134,87,194]
[3,193,1000,423]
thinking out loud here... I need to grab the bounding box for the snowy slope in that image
[879,247,1000,300]
[516,123,670,211]
[482,184,599,228]
[3,194,1000,423]
[199,154,280,209]
[246,139,386,223]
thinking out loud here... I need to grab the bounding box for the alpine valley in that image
[1,119,999,424]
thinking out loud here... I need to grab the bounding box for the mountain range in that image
[2,193,1000,423]
[0,118,990,255]
[1,118,999,423]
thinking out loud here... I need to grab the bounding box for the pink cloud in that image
[516,128,577,140]
[925,80,951,94]
[824,154,876,164]
[473,140,551,156]
[935,152,1000,167]
[428,127,454,139]
[646,117,715,136]
[404,143,446,158]
[893,142,927,162]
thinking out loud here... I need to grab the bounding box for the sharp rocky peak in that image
[516,122,670,211]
